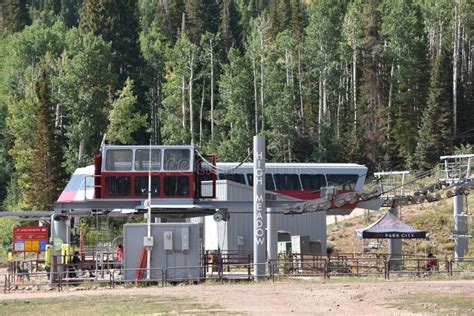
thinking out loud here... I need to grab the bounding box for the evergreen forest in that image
[0,0,473,213]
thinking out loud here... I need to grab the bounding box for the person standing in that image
[115,244,124,269]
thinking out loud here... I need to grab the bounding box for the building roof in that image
[355,211,426,239]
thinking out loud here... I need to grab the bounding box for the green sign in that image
[53,237,63,251]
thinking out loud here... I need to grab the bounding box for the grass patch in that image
[0,294,227,315]
[387,292,474,314]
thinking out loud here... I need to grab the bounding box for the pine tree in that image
[359,0,385,170]
[184,0,219,44]
[414,55,453,170]
[153,0,185,43]
[80,0,141,85]
[24,69,65,211]
[4,0,31,32]
[219,0,242,56]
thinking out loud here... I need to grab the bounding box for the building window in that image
[301,174,326,191]
[326,174,359,190]
[106,176,131,196]
[134,176,160,197]
[274,174,301,190]
[135,149,161,171]
[105,149,133,171]
[163,149,191,171]
[219,173,246,185]
[164,176,190,197]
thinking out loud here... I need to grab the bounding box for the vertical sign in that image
[253,135,266,280]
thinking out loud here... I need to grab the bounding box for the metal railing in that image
[4,255,474,294]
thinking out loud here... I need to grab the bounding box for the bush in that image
[0,217,15,264]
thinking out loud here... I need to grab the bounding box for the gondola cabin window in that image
[135,149,161,171]
[105,149,133,171]
[164,149,191,171]
[164,176,190,197]
[219,173,246,185]
[326,174,359,190]
[246,174,275,190]
[134,176,160,196]
[301,174,326,191]
[106,176,131,196]
[274,174,301,190]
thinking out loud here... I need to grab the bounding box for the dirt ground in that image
[1,278,474,314]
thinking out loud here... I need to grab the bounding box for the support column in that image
[388,206,402,270]
[253,135,266,280]
[51,215,68,282]
[454,194,468,262]
[267,207,278,269]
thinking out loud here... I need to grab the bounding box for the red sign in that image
[13,226,48,252]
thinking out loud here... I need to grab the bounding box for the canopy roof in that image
[355,211,426,239]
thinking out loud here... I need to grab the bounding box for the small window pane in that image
[220,174,246,185]
[105,149,133,171]
[301,174,326,191]
[106,176,131,196]
[164,149,191,171]
[135,149,161,171]
[247,174,253,186]
[326,174,359,190]
[274,174,301,190]
[134,176,160,197]
[266,174,275,190]
[246,173,275,190]
[164,176,190,197]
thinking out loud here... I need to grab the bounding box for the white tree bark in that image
[181,76,186,129]
[209,37,215,143]
[200,79,205,145]
[453,0,460,134]
[352,44,357,127]
[188,51,195,143]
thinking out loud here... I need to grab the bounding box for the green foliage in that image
[59,29,116,172]
[0,217,15,263]
[414,55,453,170]
[0,0,473,209]
[215,48,254,160]
[23,69,65,211]
[185,0,219,44]
[107,78,147,144]
[80,0,141,85]
[3,0,31,32]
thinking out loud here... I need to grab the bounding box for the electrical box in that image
[278,241,291,253]
[181,227,189,251]
[164,231,173,250]
[143,236,154,247]
[291,235,310,253]
[237,235,244,246]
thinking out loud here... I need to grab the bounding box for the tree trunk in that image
[352,45,357,127]
[189,52,195,144]
[318,71,323,139]
[298,49,304,119]
[181,76,186,129]
[388,62,395,133]
[200,79,205,145]
[210,37,215,143]
[453,0,460,134]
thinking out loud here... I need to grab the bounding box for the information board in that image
[13,226,48,252]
